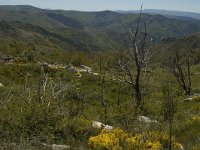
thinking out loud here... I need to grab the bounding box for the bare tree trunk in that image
[187,57,192,95]
[104,103,107,121]
[101,74,105,106]
[117,81,122,106]
[99,51,107,121]
[118,5,152,108]
[135,68,142,105]
[99,53,102,80]
[38,79,41,103]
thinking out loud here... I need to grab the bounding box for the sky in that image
[0,0,200,13]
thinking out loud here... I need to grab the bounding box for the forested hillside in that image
[1,5,200,51]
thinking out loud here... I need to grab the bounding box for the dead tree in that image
[170,52,192,95]
[162,83,177,150]
[118,5,152,106]
[99,52,107,121]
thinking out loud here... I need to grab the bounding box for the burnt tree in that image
[170,52,192,95]
[118,5,152,106]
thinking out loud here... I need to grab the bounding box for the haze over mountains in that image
[117,9,200,20]
[0,5,200,51]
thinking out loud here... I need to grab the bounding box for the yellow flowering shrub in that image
[191,116,200,122]
[89,128,128,150]
[89,129,183,150]
[126,134,144,149]
[144,131,176,148]
[145,141,162,150]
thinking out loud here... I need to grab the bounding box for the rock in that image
[52,144,70,150]
[184,95,200,102]
[80,65,92,73]
[92,121,113,131]
[184,97,193,102]
[104,125,113,131]
[180,145,184,150]
[93,73,99,76]
[92,121,105,129]
[41,143,70,150]
[0,83,3,87]
[66,63,77,72]
[41,62,49,67]
[138,115,159,124]
[138,116,152,124]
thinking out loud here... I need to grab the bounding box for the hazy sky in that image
[0,0,200,13]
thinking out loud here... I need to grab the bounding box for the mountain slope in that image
[1,5,200,51]
[154,32,200,64]
[0,21,65,62]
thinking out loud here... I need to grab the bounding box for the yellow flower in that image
[191,116,200,122]
[145,141,162,150]
[89,128,182,150]
[89,128,123,150]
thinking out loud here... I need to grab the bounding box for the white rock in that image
[104,125,113,131]
[138,115,159,124]
[93,73,99,76]
[80,65,92,73]
[0,83,3,87]
[52,144,70,150]
[92,121,113,131]
[180,145,184,150]
[92,121,105,129]
[138,116,152,123]
[184,97,193,102]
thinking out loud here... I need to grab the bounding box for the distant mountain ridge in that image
[116,9,200,20]
[1,5,200,51]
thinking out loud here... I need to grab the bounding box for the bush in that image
[89,128,183,150]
